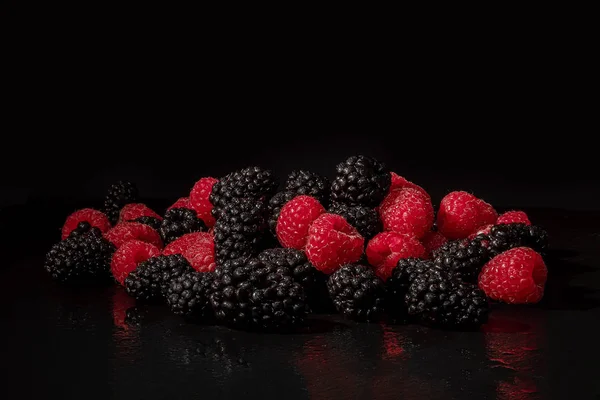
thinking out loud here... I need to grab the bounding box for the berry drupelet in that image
[432,236,491,283]
[159,208,207,244]
[486,223,548,255]
[167,270,215,318]
[103,181,139,225]
[328,202,382,239]
[284,169,330,205]
[124,255,194,302]
[330,155,391,207]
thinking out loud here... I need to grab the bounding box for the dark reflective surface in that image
[1,207,599,399]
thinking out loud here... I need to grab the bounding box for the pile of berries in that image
[44,156,549,331]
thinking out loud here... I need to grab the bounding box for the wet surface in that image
[1,206,599,399]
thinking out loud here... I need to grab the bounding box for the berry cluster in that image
[44,156,550,332]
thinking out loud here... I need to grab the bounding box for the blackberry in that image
[67,221,93,238]
[44,228,116,283]
[267,191,295,233]
[213,198,266,265]
[284,169,330,205]
[330,155,390,207]
[328,202,381,239]
[327,264,386,322]
[132,216,162,231]
[124,255,193,302]
[432,237,491,283]
[210,167,278,220]
[167,270,214,318]
[386,258,440,318]
[103,180,138,224]
[159,208,207,244]
[405,269,489,330]
[210,258,307,331]
[487,223,548,255]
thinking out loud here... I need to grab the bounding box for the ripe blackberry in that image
[67,221,93,238]
[432,237,491,283]
[167,270,214,318]
[267,191,296,233]
[330,155,390,207]
[132,216,162,231]
[213,198,266,265]
[405,269,489,330]
[159,208,207,244]
[103,181,139,224]
[328,202,381,239]
[327,264,386,322]
[284,169,330,205]
[210,166,278,220]
[210,258,307,331]
[124,255,193,302]
[44,228,116,283]
[487,223,548,255]
[386,258,440,318]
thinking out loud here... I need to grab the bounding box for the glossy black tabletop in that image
[1,205,599,399]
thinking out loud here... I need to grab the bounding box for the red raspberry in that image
[61,208,111,240]
[305,213,364,274]
[110,240,161,285]
[478,247,547,304]
[163,232,215,272]
[168,197,192,211]
[379,188,434,239]
[497,210,531,225]
[421,231,448,256]
[276,195,325,249]
[119,203,162,223]
[189,177,219,228]
[366,232,426,281]
[389,172,430,199]
[437,191,497,240]
[104,222,164,249]
[468,224,493,239]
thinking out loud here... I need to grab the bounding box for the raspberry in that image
[365,232,426,281]
[379,188,434,239]
[421,231,448,256]
[104,222,164,249]
[305,213,364,274]
[61,208,112,240]
[163,232,216,272]
[110,240,161,285]
[437,191,497,240]
[276,195,326,249]
[478,247,547,304]
[167,197,192,211]
[189,177,218,227]
[118,203,162,223]
[497,210,531,226]
[389,172,430,199]
[468,224,493,239]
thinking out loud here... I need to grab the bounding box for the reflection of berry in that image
[330,155,390,207]
[190,177,219,227]
[496,210,531,225]
[276,195,325,249]
[111,288,137,330]
[104,222,163,249]
[61,208,111,240]
[110,240,161,285]
[366,232,426,281]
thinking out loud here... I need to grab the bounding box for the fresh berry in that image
[267,191,296,233]
[124,254,193,302]
[305,213,364,274]
[478,247,547,304]
[110,240,161,285]
[327,264,386,322]
[168,197,193,211]
[421,231,448,256]
[389,172,430,199]
[284,169,330,205]
[497,211,531,225]
[67,221,93,238]
[119,203,162,223]
[210,258,307,331]
[167,270,214,317]
[386,258,439,318]
[436,191,497,240]
[159,208,207,244]
[131,216,162,231]
[366,232,426,281]
[432,237,491,283]
[330,155,391,207]
[487,223,548,255]
[210,167,278,220]
[45,228,116,283]
[406,268,489,329]
[104,222,163,249]
[61,208,112,240]
[468,224,493,239]
[103,181,139,225]
[379,188,434,239]
[328,202,381,239]
[163,232,216,272]
[213,198,266,264]
[276,195,325,249]
[190,177,219,227]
